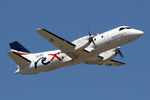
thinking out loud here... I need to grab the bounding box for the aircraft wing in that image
[36,28,91,58]
[36,28,75,53]
[84,56,103,65]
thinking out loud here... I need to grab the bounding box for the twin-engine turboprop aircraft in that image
[7,26,143,75]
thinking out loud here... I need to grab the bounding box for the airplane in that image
[7,26,144,75]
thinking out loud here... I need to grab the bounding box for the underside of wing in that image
[36,28,75,53]
[84,56,103,65]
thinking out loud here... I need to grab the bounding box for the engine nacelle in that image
[72,36,90,50]
[99,48,116,61]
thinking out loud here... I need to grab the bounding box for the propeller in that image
[88,31,96,47]
[116,47,124,59]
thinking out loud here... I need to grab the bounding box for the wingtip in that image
[36,28,44,32]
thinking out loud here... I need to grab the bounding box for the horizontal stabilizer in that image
[7,51,31,68]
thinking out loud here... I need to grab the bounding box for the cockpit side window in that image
[119,27,125,31]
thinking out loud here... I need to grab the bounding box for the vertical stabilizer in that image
[9,41,31,53]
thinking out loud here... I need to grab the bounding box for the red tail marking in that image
[16,52,29,55]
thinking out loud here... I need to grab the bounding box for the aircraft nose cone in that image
[127,29,144,39]
[137,30,144,36]
[132,30,144,37]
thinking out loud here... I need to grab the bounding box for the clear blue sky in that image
[0,0,149,100]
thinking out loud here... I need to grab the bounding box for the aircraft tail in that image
[9,41,31,53]
[7,41,32,74]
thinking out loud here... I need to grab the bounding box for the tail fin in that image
[9,41,31,53]
[8,41,31,74]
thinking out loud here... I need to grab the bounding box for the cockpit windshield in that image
[119,27,132,31]
[119,27,125,31]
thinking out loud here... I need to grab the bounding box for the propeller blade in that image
[88,31,91,36]
[88,31,93,42]
[92,40,96,47]
[117,49,124,59]
[87,30,96,47]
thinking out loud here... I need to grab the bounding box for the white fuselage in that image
[17,26,144,74]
